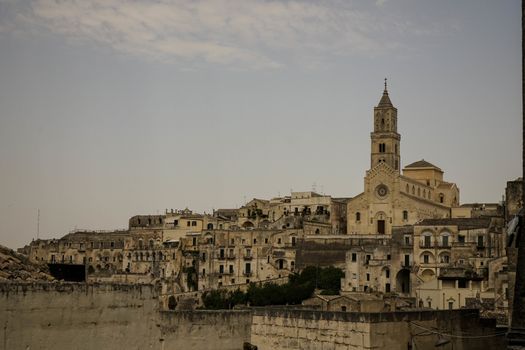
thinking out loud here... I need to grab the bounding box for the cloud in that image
[3,0,447,69]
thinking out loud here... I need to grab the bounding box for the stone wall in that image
[0,282,251,350]
[250,308,505,350]
[160,310,252,350]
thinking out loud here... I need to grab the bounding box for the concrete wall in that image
[250,308,505,350]
[0,283,251,350]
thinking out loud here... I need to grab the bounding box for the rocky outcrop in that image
[0,245,54,281]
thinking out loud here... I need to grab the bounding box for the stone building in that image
[346,84,458,236]
[178,229,301,291]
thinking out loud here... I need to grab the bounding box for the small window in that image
[192,221,197,226]
[403,210,408,221]
[278,238,282,244]
[187,221,191,227]
[351,253,357,262]
[366,273,370,281]
[356,212,361,222]
[423,254,429,264]
[265,238,268,244]
[385,269,390,278]
[387,254,391,260]
[253,238,257,244]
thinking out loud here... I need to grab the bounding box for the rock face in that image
[0,245,54,281]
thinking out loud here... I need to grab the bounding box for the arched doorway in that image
[396,269,410,294]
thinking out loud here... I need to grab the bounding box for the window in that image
[174,220,178,226]
[187,221,191,227]
[439,193,444,203]
[441,254,450,264]
[231,238,235,245]
[149,240,154,249]
[385,283,391,292]
[458,280,467,288]
[341,306,347,312]
[442,235,449,247]
[291,237,296,246]
[229,265,234,274]
[423,254,429,264]
[458,235,465,243]
[406,184,409,193]
[387,254,391,261]
[448,301,454,310]
[253,238,257,244]
[110,241,115,249]
[366,254,371,264]
[424,235,431,248]
[385,269,390,278]
[404,236,410,245]
[366,273,370,281]
[403,210,408,221]
[264,238,268,244]
[220,249,225,258]
[245,263,251,274]
[351,253,357,262]
[356,212,361,222]
[278,238,282,244]
[192,237,197,246]
[192,221,197,226]
[219,265,224,274]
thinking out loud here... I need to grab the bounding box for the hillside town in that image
[10,85,519,333]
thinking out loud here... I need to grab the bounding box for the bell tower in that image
[370,79,401,172]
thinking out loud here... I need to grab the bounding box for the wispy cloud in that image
[3,0,449,69]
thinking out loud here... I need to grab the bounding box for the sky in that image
[0,0,521,249]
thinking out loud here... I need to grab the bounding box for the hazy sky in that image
[0,0,521,249]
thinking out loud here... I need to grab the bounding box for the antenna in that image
[37,209,40,240]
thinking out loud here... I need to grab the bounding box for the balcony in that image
[419,243,434,249]
[243,271,253,277]
[243,255,253,260]
[226,254,236,260]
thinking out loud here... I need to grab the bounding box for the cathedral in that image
[346,82,460,235]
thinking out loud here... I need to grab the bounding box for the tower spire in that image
[377,78,393,107]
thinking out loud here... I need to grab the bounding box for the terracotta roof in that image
[404,159,442,171]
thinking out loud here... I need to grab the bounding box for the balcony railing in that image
[243,255,253,260]
[243,271,253,277]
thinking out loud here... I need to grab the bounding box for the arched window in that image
[207,223,213,230]
[356,212,361,222]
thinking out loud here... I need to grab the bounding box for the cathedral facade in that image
[346,83,460,235]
